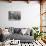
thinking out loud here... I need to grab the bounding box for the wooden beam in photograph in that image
[40,14,43,32]
[9,0,12,3]
[9,0,28,3]
[41,12,46,15]
[40,0,46,4]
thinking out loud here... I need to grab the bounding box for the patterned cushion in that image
[14,28,21,33]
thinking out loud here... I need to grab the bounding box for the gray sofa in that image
[9,33,34,43]
[3,27,34,43]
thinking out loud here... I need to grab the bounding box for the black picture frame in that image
[8,11,21,20]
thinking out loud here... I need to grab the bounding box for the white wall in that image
[0,1,40,28]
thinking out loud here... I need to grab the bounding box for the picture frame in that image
[8,11,21,20]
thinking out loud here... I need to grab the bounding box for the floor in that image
[18,40,46,46]
[0,40,46,46]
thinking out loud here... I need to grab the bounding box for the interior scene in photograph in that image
[0,0,46,46]
[8,11,21,20]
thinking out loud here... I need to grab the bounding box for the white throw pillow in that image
[2,28,10,36]
[21,29,27,35]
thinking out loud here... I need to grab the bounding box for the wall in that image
[0,1,40,28]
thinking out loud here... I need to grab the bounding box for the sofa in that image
[7,27,34,43]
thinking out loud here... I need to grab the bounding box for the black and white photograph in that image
[0,0,46,46]
[8,11,21,20]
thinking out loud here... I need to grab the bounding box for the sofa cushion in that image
[21,29,27,35]
[8,27,14,34]
[14,28,21,33]
[9,33,34,43]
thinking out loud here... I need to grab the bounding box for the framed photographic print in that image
[8,11,21,20]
